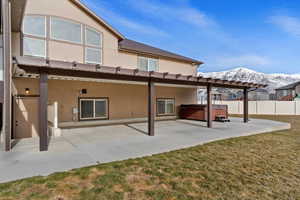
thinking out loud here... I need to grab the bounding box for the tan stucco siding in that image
[20,0,198,75]
[13,78,197,122]
[114,51,138,69]
[116,51,198,75]
[12,32,21,56]
[48,41,84,63]
[159,58,198,76]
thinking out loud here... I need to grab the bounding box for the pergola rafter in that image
[12,56,267,151]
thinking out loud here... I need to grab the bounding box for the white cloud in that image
[216,55,272,67]
[114,17,170,37]
[269,15,300,37]
[126,0,217,28]
[82,0,169,37]
[125,0,242,50]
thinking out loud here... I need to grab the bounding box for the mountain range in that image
[198,67,300,93]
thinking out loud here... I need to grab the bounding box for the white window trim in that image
[157,98,175,116]
[85,26,102,48]
[50,16,83,44]
[85,47,102,65]
[23,36,47,58]
[79,98,108,120]
[23,15,47,38]
[85,26,103,65]
[139,56,159,72]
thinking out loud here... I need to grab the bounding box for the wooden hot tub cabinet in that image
[179,104,228,121]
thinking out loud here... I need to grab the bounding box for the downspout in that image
[2,0,12,151]
[0,0,3,146]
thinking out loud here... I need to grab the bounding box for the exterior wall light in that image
[25,88,30,95]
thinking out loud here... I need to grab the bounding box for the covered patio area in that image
[5,56,267,152]
[0,117,290,183]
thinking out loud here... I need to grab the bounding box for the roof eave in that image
[11,0,27,32]
[119,47,204,66]
[69,0,125,40]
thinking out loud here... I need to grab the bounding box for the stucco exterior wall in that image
[20,0,198,76]
[13,78,197,123]
[11,32,21,57]
[159,58,197,76]
[48,41,84,63]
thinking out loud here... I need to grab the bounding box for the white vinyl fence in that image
[213,100,300,115]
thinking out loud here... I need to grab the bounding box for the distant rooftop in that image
[276,81,300,90]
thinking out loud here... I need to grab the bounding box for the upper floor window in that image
[85,47,101,64]
[23,16,46,37]
[85,27,102,64]
[23,37,46,58]
[22,15,103,63]
[50,17,82,44]
[86,27,102,47]
[23,16,46,58]
[138,56,159,72]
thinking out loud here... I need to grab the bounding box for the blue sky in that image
[81,0,300,74]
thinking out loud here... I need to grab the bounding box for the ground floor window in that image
[157,98,175,116]
[79,98,108,120]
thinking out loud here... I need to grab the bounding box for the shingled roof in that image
[75,1,203,65]
[119,39,203,65]
[276,81,300,90]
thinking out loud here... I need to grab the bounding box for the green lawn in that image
[1,115,299,200]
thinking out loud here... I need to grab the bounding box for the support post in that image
[148,80,155,136]
[39,73,48,151]
[243,88,249,123]
[207,84,212,128]
[2,0,12,151]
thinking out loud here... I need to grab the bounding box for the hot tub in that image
[179,104,228,121]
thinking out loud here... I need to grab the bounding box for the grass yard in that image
[0,115,299,200]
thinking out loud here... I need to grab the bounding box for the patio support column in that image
[148,80,155,136]
[39,73,48,151]
[207,84,212,128]
[2,0,12,151]
[243,88,249,123]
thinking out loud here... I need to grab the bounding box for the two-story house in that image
[276,81,300,101]
[0,0,265,151]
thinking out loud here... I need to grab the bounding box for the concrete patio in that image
[0,117,290,183]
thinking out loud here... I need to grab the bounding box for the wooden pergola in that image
[13,56,266,151]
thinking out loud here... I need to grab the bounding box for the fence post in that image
[256,101,258,114]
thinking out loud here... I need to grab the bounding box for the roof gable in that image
[70,0,124,40]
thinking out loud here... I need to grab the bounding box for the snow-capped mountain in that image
[199,67,300,93]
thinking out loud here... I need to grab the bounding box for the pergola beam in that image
[13,56,267,89]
